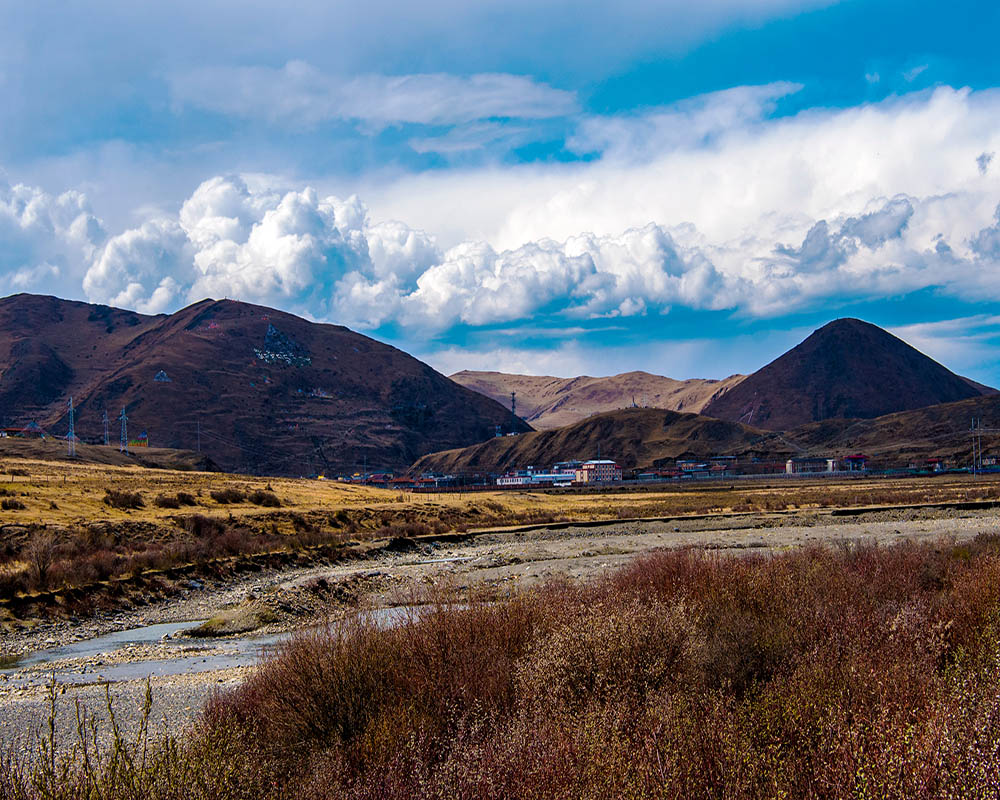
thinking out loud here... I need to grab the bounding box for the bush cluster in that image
[102,489,144,510]
[211,488,246,504]
[10,535,1000,798]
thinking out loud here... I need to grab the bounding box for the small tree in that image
[24,531,56,590]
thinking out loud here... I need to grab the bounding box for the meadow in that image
[3,455,1000,622]
[5,534,1000,797]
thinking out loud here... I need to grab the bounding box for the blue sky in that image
[2,0,1000,385]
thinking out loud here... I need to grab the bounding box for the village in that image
[334,450,996,490]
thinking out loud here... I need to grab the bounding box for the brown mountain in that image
[410,407,769,474]
[774,393,1000,466]
[0,294,529,475]
[702,318,995,431]
[451,370,745,429]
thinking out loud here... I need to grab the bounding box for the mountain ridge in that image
[450,369,745,429]
[0,293,529,475]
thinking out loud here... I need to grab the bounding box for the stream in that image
[0,606,420,689]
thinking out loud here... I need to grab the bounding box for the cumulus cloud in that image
[0,177,106,296]
[169,62,579,127]
[4,83,1000,344]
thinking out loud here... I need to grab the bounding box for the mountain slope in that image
[0,294,529,475]
[774,393,1000,465]
[411,408,769,474]
[702,318,994,431]
[451,370,745,429]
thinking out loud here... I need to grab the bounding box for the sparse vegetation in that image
[153,493,181,509]
[102,488,144,509]
[0,498,24,511]
[211,488,246,504]
[248,488,281,507]
[8,536,1000,797]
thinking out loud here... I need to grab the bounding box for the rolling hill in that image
[0,294,529,475]
[451,370,745,429]
[410,407,771,474]
[702,318,994,430]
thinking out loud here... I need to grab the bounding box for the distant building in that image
[128,431,149,448]
[842,454,868,471]
[552,460,584,475]
[786,457,835,474]
[1,421,46,439]
[574,459,623,483]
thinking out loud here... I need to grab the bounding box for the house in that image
[574,459,623,483]
[842,454,868,472]
[785,457,834,474]
[1,422,46,439]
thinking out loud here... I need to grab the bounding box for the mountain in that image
[702,318,995,431]
[450,370,745,430]
[410,407,769,474]
[0,294,529,475]
[774,393,1000,466]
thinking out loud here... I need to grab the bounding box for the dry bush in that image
[248,489,281,507]
[103,488,144,509]
[1,498,25,510]
[14,534,1000,798]
[176,491,198,506]
[153,493,181,509]
[211,487,246,504]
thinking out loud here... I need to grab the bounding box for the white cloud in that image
[3,84,1000,346]
[0,177,106,297]
[568,82,802,159]
[169,62,579,128]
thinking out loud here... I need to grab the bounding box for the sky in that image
[3,0,1000,385]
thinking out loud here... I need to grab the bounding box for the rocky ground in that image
[2,504,998,756]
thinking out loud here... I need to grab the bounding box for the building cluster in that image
[496,459,624,487]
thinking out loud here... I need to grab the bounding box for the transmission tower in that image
[970,418,1000,474]
[510,391,517,418]
[119,407,128,453]
[67,397,76,457]
[102,410,109,446]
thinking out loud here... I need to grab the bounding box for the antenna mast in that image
[67,397,76,457]
[119,407,128,453]
[510,391,516,418]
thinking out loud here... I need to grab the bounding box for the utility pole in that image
[102,410,109,446]
[119,407,128,454]
[67,397,76,457]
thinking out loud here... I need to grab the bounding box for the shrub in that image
[1,498,25,510]
[211,488,246,504]
[176,491,198,506]
[248,489,281,507]
[154,494,181,509]
[103,488,144,509]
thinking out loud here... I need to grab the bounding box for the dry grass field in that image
[3,454,1000,623]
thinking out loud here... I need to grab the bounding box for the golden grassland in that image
[3,456,1000,532]
[3,455,1000,620]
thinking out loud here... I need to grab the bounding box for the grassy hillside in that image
[411,407,773,473]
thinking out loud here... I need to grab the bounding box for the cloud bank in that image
[2,85,1000,345]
